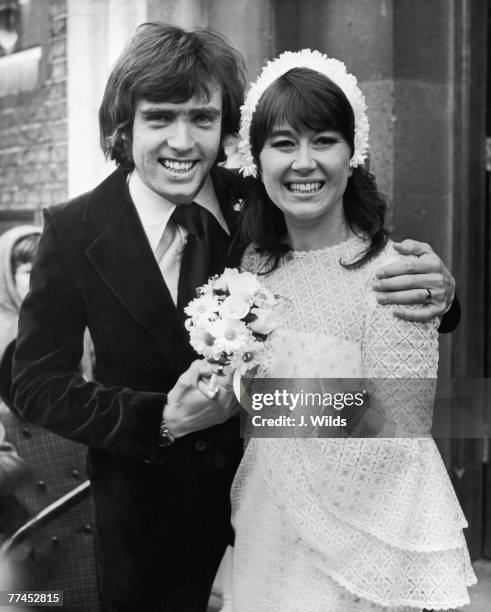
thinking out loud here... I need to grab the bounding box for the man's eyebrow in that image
[139,108,177,118]
[188,106,222,117]
[138,106,222,119]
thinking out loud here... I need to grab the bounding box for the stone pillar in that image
[272,0,395,201]
[66,0,146,197]
[391,0,456,378]
[147,0,273,83]
[206,0,273,83]
[392,0,454,253]
[147,0,207,30]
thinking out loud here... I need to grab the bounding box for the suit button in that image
[37,480,47,491]
[83,524,92,534]
[51,536,59,545]
[71,469,80,479]
[195,440,207,452]
[22,428,31,438]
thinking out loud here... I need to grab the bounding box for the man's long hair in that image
[99,23,246,170]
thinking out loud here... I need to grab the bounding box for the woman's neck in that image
[285,211,353,252]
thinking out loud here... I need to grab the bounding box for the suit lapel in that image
[211,166,242,234]
[209,166,242,275]
[83,170,183,354]
[82,167,246,354]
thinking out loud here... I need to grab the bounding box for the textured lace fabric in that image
[231,237,476,611]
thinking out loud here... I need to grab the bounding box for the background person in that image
[0,226,41,355]
[0,224,100,611]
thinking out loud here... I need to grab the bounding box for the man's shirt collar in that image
[128,170,229,251]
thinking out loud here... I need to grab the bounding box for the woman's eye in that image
[271,140,295,149]
[315,136,338,146]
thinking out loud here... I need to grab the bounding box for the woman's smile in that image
[284,180,325,194]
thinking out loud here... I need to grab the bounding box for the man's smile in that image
[159,158,198,175]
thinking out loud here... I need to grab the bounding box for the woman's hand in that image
[198,361,234,399]
[372,239,455,322]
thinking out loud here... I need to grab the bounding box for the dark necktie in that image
[172,203,210,318]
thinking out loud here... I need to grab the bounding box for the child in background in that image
[0,226,41,361]
[0,227,39,495]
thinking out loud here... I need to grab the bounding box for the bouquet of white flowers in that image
[184,267,283,375]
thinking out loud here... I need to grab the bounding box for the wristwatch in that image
[159,415,176,447]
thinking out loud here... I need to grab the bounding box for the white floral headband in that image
[238,49,370,178]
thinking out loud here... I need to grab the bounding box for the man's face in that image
[131,87,223,204]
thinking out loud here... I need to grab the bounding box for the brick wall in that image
[0,0,68,214]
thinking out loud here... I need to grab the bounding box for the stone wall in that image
[0,0,67,214]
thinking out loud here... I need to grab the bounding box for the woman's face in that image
[258,124,352,225]
[15,263,32,301]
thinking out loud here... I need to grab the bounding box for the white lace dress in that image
[231,237,476,611]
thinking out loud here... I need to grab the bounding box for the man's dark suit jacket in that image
[11,166,246,610]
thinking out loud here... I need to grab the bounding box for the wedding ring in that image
[424,287,432,304]
[217,365,225,376]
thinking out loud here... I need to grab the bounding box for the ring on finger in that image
[424,287,432,304]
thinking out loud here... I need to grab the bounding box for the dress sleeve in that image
[360,288,440,436]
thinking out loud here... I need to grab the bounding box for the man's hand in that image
[372,239,455,323]
[164,360,238,438]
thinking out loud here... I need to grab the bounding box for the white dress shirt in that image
[128,171,230,305]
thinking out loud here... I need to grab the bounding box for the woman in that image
[225,51,475,611]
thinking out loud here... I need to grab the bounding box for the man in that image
[11,24,457,611]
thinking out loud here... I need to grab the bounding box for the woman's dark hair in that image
[99,23,246,170]
[240,67,388,271]
[11,233,40,276]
